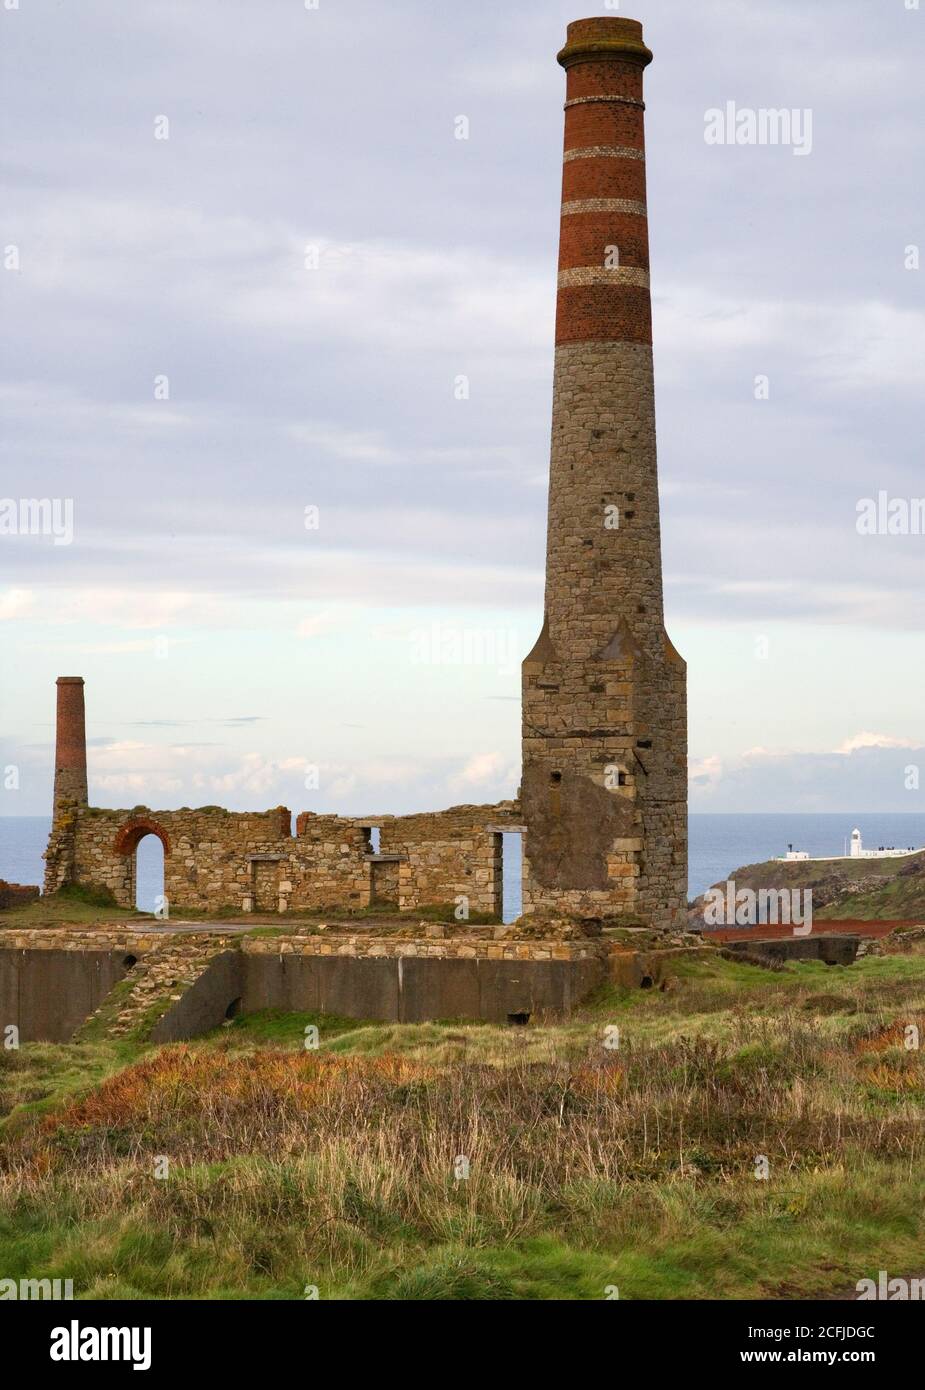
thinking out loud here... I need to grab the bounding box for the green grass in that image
[0,892,148,929]
[818,872,925,921]
[72,977,140,1043]
[0,1038,139,1136]
[2,946,925,1300]
[222,1008,366,1046]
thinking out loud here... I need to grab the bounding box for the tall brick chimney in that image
[53,676,88,810]
[521,17,687,929]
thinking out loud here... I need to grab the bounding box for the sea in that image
[5,814,925,922]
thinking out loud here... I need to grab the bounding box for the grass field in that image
[1,947,924,1300]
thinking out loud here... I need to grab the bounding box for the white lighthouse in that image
[780,826,921,863]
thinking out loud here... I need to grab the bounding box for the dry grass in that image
[2,950,925,1299]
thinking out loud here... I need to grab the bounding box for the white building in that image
[781,829,921,863]
[848,828,919,860]
[778,822,923,856]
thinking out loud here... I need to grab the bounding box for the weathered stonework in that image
[379,802,519,916]
[43,799,522,918]
[521,17,687,930]
[0,881,40,911]
[241,934,604,963]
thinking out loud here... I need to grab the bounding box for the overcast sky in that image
[1,0,923,820]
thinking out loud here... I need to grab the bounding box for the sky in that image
[1,0,923,822]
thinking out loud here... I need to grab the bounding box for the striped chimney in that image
[53,676,88,810]
[521,18,687,930]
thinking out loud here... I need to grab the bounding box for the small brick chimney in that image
[53,676,88,810]
[521,17,687,929]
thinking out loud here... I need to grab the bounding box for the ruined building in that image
[43,17,686,929]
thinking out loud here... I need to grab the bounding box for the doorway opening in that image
[135,833,165,914]
[500,831,522,923]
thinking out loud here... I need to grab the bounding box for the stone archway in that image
[113,816,171,911]
[113,816,171,857]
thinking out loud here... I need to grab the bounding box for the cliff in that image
[690,850,925,924]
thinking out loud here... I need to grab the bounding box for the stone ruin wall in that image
[379,803,519,916]
[0,881,41,911]
[44,800,523,918]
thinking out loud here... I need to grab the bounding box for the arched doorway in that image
[134,833,165,913]
[113,817,171,914]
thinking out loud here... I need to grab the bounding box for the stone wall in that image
[44,800,521,919]
[45,805,292,910]
[381,801,520,916]
[291,813,373,909]
[241,932,604,964]
[0,881,40,911]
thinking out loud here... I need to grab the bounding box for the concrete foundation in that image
[0,930,613,1040]
[239,951,605,1025]
[721,935,861,966]
[0,947,131,1043]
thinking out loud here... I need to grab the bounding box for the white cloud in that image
[655,286,925,393]
[835,731,919,755]
[0,589,34,621]
[688,755,723,787]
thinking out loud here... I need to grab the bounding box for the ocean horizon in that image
[4,812,925,920]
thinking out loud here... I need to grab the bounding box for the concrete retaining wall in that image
[0,947,130,1042]
[0,930,610,1038]
[150,951,244,1043]
[722,935,860,966]
[240,951,604,1024]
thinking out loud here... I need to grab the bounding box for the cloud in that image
[0,589,33,621]
[689,755,723,788]
[690,741,925,813]
[296,611,341,639]
[655,287,925,394]
[835,731,920,755]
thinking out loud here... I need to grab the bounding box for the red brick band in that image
[563,103,645,154]
[558,210,649,272]
[555,284,652,346]
[562,153,647,202]
[564,60,645,102]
